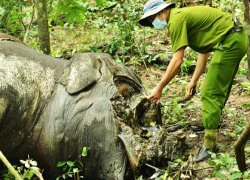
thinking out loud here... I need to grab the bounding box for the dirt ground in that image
[134,61,250,178]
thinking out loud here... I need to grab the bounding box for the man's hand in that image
[185,53,209,97]
[147,86,162,103]
[186,81,196,96]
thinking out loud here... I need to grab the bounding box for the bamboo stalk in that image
[0,151,23,180]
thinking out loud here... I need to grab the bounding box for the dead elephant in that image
[0,36,185,179]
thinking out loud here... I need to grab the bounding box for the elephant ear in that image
[65,54,101,94]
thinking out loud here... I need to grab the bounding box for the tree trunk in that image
[208,0,212,7]
[203,0,212,7]
[243,0,250,80]
[36,0,51,54]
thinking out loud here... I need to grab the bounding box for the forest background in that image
[0,0,250,179]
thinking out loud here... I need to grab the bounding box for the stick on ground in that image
[0,150,23,180]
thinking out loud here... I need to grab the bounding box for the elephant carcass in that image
[0,38,185,179]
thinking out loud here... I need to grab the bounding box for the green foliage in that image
[237,56,248,75]
[209,152,250,179]
[81,147,88,157]
[49,0,88,26]
[241,81,250,95]
[223,106,247,138]
[56,147,88,180]
[180,49,197,76]
[0,0,27,38]
[101,0,147,63]
[56,161,80,180]
[0,1,249,179]
[213,0,244,19]
[162,100,185,124]
[2,156,43,180]
[224,106,247,121]
[48,0,148,62]
[49,0,120,27]
[229,123,245,138]
[95,0,111,7]
[159,165,171,180]
[142,52,172,65]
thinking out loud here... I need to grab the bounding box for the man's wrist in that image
[156,83,165,91]
[190,79,197,85]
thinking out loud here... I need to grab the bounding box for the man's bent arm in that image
[148,48,185,102]
[158,48,185,89]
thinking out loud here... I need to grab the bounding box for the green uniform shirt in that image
[168,6,234,53]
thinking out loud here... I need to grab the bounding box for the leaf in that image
[66,161,75,167]
[30,167,40,171]
[243,103,250,108]
[211,159,223,166]
[29,160,38,167]
[82,147,88,157]
[73,168,79,173]
[213,171,227,179]
[57,161,66,167]
[137,176,143,180]
[24,161,30,168]
[22,169,37,179]
[230,172,242,179]
[229,132,236,138]
[211,152,217,159]
[96,0,104,7]
[241,82,250,87]
[243,170,250,179]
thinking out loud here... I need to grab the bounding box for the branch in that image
[145,163,165,173]
[0,151,23,180]
[48,0,54,14]
[243,0,250,80]
[243,0,250,24]
[23,0,36,43]
[234,123,250,172]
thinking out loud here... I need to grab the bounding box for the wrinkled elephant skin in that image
[0,40,146,179]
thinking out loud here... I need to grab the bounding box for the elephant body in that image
[0,37,185,179]
[0,39,144,179]
[0,40,66,158]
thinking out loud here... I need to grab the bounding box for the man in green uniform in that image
[139,0,248,162]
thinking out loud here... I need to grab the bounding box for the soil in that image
[134,61,250,178]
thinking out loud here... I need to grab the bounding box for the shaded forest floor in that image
[48,25,250,179]
[136,63,250,178]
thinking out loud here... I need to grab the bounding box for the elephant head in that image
[0,37,182,180]
[30,53,160,179]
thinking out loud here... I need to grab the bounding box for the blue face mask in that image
[152,17,168,30]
